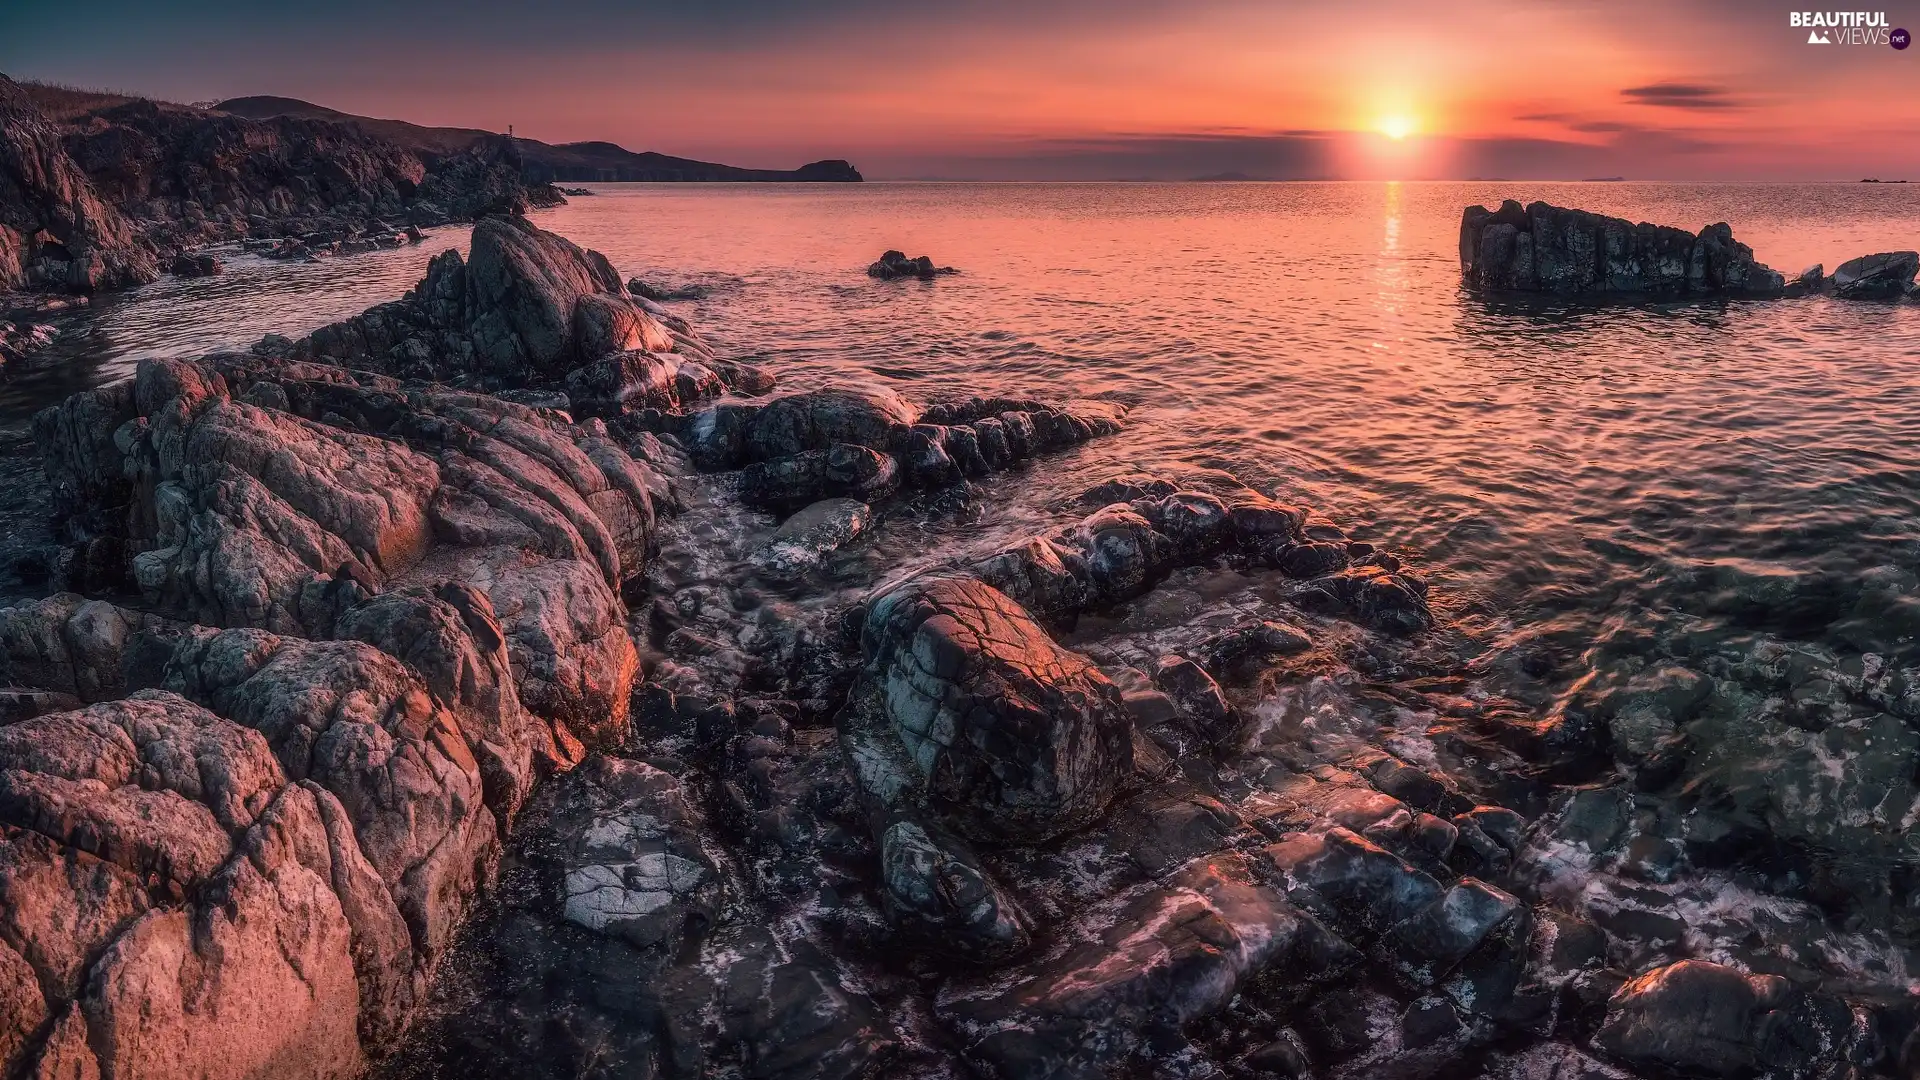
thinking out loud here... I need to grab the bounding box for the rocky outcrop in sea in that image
[2,213,1918,1080]
[1460,199,1918,301]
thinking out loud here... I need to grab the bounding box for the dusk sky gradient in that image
[8,0,1919,180]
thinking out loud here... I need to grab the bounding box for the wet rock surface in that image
[4,213,1918,1080]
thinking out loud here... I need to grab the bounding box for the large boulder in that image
[0,691,415,1076]
[0,75,158,292]
[1593,960,1782,1076]
[853,576,1134,843]
[743,386,919,463]
[1831,251,1918,299]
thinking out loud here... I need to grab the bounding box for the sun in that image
[1378,115,1415,141]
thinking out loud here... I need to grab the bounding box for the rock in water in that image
[752,498,870,577]
[1831,250,1918,299]
[168,252,223,277]
[867,249,957,280]
[1459,201,1785,298]
[0,75,158,292]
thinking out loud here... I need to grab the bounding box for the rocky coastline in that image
[0,73,562,299]
[1461,199,1919,301]
[0,206,1916,1080]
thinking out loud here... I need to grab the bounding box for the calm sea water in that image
[6,182,1920,654]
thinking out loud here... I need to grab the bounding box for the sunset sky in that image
[8,0,1920,180]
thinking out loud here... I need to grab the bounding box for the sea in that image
[7,181,1919,658]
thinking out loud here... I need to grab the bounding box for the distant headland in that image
[0,74,862,295]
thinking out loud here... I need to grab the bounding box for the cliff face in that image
[61,99,562,254]
[0,74,563,295]
[0,76,158,292]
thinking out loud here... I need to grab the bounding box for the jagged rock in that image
[33,353,650,746]
[1831,251,1918,299]
[0,689,418,1076]
[943,855,1337,1077]
[1265,826,1442,934]
[851,576,1134,843]
[1152,654,1237,744]
[0,75,158,292]
[289,216,757,399]
[1460,202,1785,298]
[739,444,900,511]
[158,630,494,960]
[867,250,956,280]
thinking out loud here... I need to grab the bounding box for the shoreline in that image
[0,207,1915,1078]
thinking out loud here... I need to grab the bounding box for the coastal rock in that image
[1460,201,1785,298]
[879,817,1032,963]
[288,215,766,402]
[743,386,918,462]
[168,252,222,277]
[0,690,414,1075]
[739,444,900,512]
[1592,960,1784,1076]
[1831,250,1918,299]
[543,755,727,952]
[867,250,957,280]
[752,498,870,578]
[944,855,1327,1077]
[851,576,1134,843]
[0,74,158,292]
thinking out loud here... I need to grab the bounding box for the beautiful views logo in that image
[1790,10,1896,44]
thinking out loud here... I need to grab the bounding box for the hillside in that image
[214,95,863,182]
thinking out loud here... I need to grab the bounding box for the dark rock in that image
[542,755,727,952]
[1460,201,1786,298]
[867,250,957,280]
[742,386,918,463]
[1265,826,1443,934]
[751,498,870,578]
[1831,251,1918,299]
[739,444,899,512]
[944,856,1322,1078]
[1151,654,1238,744]
[878,817,1031,963]
[849,576,1133,843]
[167,252,222,277]
[1593,959,1783,1077]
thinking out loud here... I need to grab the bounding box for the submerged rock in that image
[751,497,870,578]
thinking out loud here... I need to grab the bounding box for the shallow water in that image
[11,181,1920,654]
